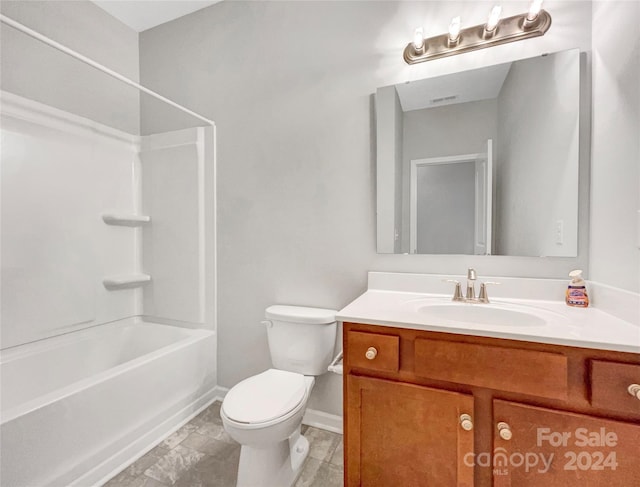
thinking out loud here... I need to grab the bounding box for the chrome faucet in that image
[445,269,500,303]
[466,268,477,300]
[445,280,464,302]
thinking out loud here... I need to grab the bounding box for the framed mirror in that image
[376,48,581,257]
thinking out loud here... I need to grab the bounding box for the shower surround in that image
[0,15,217,487]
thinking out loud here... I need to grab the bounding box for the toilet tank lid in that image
[265,305,337,324]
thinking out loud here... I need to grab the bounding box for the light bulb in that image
[485,5,502,32]
[413,27,424,51]
[527,0,544,21]
[448,16,461,42]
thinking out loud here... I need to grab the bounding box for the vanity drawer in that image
[414,338,568,400]
[591,360,640,415]
[346,330,399,373]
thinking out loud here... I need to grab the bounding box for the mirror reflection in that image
[376,49,580,257]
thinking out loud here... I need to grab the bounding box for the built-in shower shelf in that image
[103,274,151,289]
[102,213,151,227]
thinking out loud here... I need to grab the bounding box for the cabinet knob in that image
[497,422,512,440]
[365,347,378,360]
[628,384,640,400]
[459,414,473,431]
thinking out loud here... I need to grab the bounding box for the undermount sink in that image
[414,302,548,327]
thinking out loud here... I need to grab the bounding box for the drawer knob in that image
[365,347,378,360]
[628,384,640,400]
[497,422,512,440]
[459,414,473,431]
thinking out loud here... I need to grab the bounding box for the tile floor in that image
[103,401,343,487]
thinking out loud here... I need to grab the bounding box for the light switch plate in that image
[555,220,564,245]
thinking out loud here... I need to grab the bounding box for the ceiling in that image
[395,62,512,112]
[93,0,221,32]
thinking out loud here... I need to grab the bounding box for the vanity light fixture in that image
[483,5,502,38]
[404,0,552,64]
[413,26,425,54]
[448,16,461,46]
[525,0,545,26]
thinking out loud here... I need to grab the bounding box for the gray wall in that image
[402,99,498,252]
[393,88,404,254]
[0,0,140,133]
[0,0,139,80]
[496,50,580,257]
[140,0,605,416]
[375,85,405,254]
[375,85,403,253]
[590,1,640,292]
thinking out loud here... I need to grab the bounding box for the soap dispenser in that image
[566,269,589,308]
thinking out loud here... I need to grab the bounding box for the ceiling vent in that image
[430,95,458,104]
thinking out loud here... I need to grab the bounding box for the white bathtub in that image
[0,319,217,487]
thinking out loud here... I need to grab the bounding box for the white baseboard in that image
[211,384,229,402]
[212,386,343,434]
[302,408,343,434]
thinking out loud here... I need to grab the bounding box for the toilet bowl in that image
[221,370,315,487]
[220,305,337,487]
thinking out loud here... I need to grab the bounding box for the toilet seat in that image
[222,369,307,426]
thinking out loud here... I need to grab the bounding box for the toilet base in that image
[236,426,309,487]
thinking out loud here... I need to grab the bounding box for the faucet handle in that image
[478,281,501,303]
[443,279,464,302]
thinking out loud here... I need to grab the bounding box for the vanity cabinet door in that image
[492,399,640,486]
[346,375,474,487]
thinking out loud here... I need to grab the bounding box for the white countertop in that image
[337,290,640,354]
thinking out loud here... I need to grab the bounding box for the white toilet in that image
[221,305,338,487]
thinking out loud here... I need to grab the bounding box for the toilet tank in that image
[264,305,337,376]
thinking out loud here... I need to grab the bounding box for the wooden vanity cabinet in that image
[343,322,640,487]
[346,375,474,486]
[492,400,640,486]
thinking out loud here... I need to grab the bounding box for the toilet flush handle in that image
[261,320,273,328]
